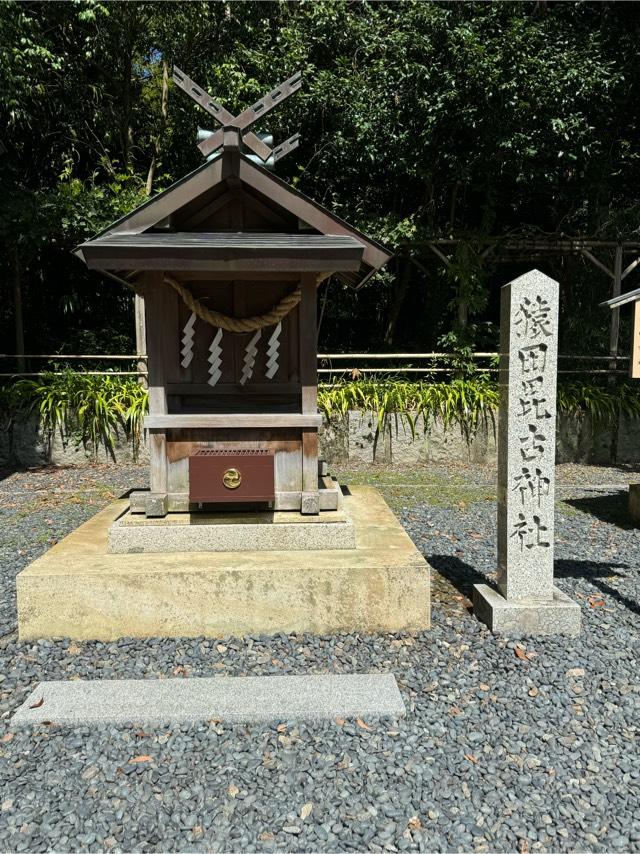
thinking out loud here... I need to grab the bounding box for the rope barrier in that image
[165,276,301,333]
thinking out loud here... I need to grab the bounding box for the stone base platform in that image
[108,506,355,554]
[17,487,430,641]
[473,583,581,637]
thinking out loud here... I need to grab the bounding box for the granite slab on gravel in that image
[1,461,639,853]
[13,674,405,725]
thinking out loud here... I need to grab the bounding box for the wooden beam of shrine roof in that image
[234,71,302,131]
[173,66,271,162]
[600,284,640,309]
[198,71,302,159]
[172,66,236,125]
[78,232,364,274]
[272,133,300,163]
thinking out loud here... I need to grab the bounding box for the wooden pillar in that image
[631,300,640,380]
[144,271,168,416]
[143,270,169,516]
[299,273,319,514]
[134,291,147,388]
[609,245,623,383]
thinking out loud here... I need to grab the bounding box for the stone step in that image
[12,673,405,726]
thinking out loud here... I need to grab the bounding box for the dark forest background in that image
[1,0,640,360]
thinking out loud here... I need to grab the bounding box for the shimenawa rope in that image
[165,276,301,334]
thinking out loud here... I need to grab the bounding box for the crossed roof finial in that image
[173,66,302,164]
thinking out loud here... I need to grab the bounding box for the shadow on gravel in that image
[428,554,493,599]
[556,558,639,616]
[563,489,635,529]
[430,554,640,618]
[0,464,31,482]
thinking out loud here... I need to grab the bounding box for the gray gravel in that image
[0,462,639,853]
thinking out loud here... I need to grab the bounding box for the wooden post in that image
[300,274,318,415]
[299,273,319,514]
[631,300,640,380]
[134,291,147,388]
[144,271,169,516]
[145,272,168,416]
[609,244,623,383]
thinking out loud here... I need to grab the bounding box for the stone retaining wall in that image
[320,411,640,466]
[2,411,639,468]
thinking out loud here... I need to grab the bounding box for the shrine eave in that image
[76,232,364,274]
[73,153,392,289]
[600,284,640,309]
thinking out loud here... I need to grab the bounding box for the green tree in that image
[1,0,639,357]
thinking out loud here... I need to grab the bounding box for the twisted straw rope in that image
[165,276,301,334]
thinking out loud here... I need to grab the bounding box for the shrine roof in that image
[77,232,364,274]
[74,153,392,289]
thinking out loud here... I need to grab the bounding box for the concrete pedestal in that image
[473,583,581,637]
[108,506,356,554]
[17,487,430,641]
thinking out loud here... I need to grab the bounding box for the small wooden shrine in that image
[18,68,429,644]
[76,68,391,518]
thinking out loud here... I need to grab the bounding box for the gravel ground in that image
[0,462,639,853]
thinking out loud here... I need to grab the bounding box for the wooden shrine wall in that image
[168,278,301,411]
[140,271,316,506]
[138,182,320,510]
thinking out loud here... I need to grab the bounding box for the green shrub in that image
[557,382,640,421]
[2,374,640,461]
[318,377,500,439]
[318,377,640,438]
[1,371,148,460]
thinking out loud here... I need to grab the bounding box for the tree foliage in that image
[1,0,639,356]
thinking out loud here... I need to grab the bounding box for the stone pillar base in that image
[629,484,640,527]
[473,584,581,637]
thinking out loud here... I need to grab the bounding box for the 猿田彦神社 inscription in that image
[497,270,559,601]
[474,271,580,634]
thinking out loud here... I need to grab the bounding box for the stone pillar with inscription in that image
[474,270,581,636]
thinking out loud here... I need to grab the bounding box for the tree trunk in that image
[457,297,468,329]
[161,59,169,118]
[121,29,133,169]
[448,181,460,231]
[384,259,410,346]
[122,63,131,168]
[12,245,25,372]
[145,60,169,196]
[145,156,156,196]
